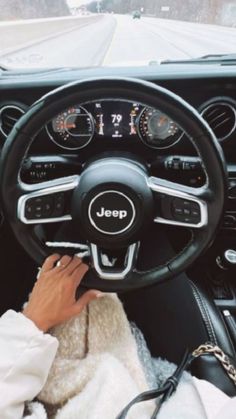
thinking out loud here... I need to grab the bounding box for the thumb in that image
[72,290,104,315]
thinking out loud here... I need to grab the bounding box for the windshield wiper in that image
[161,54,236,65]
[0,65,100,77]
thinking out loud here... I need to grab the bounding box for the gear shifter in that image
[216,249,236,270]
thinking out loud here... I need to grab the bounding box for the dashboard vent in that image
[0,105,25,138]
[201,101,236,141]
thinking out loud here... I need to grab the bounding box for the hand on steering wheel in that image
[23,254,102,332]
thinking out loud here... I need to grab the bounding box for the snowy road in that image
[0,14,235,68]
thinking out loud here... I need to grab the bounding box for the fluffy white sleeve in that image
[0,310,58,419]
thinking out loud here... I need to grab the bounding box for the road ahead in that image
[1,14,236,68]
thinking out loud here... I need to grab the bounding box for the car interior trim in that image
[90,242,139,280]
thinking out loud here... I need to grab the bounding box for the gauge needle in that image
[158,116,168,126]
[64,123,76,129]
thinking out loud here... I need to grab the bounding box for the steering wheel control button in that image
[88,191,136,235]
[42,197,53,217]
[172,198,201,224]
[53,193,65,217]
[24,193,66,221]
[25,197,43,220]
[25,199,35,219]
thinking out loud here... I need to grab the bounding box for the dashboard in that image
[1,65,236,231]
[45,101,182,150]
[2,95,236,154]
[1,68,236,159]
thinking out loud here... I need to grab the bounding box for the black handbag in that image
[117,343,236,419]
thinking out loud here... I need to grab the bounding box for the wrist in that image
[22,309,50,332]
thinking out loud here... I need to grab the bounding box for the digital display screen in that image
[47,100,182,151]
[88,101,141,139]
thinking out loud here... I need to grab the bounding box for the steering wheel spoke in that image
[148,176,208,229]
[90,242,139,280]
[17,175,79,224]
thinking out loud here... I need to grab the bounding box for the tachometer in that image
[47,106,94,150]
[138,108,183,148]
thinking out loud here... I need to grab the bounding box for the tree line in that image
[0,0,233,25]
[0,0,70,20]
[87,0,233,25]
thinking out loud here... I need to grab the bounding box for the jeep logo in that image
[96,207,127,219]
[88,190,136,235]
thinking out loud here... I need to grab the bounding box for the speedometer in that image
[138,108,183,148]
[46,106,94,150]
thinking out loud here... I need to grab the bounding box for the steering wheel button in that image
[183,208,191,215]
[191,202,200,210]
[43,204,52,216]
[53,194,65,216]
[35,213,43,219]
[183,200,192,207]
[173,207,183,215]
[183,217,192,223]
[25,204,34,219]
[42,198,53,217]
[192,209,200,217]
[55,193,64,201]
[35,197,43,204]
[54,203,64,215]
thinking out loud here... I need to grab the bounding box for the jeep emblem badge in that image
[88,191,136,235]
[96,207,128,219]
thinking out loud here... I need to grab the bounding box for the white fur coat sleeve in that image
[0,310,58,419]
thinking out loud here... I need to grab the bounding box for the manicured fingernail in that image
[36,267,42,280]
[96,292,105,298]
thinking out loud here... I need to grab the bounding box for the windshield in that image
[1,0,236,69]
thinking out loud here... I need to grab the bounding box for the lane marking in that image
[102,17,118,66]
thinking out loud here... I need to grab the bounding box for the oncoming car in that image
[133,10,141,19]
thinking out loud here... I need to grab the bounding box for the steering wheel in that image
[0,77,227,292]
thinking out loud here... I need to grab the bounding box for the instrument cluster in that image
[46,100,183,150]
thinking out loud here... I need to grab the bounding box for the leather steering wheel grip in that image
[0,77,228,291]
